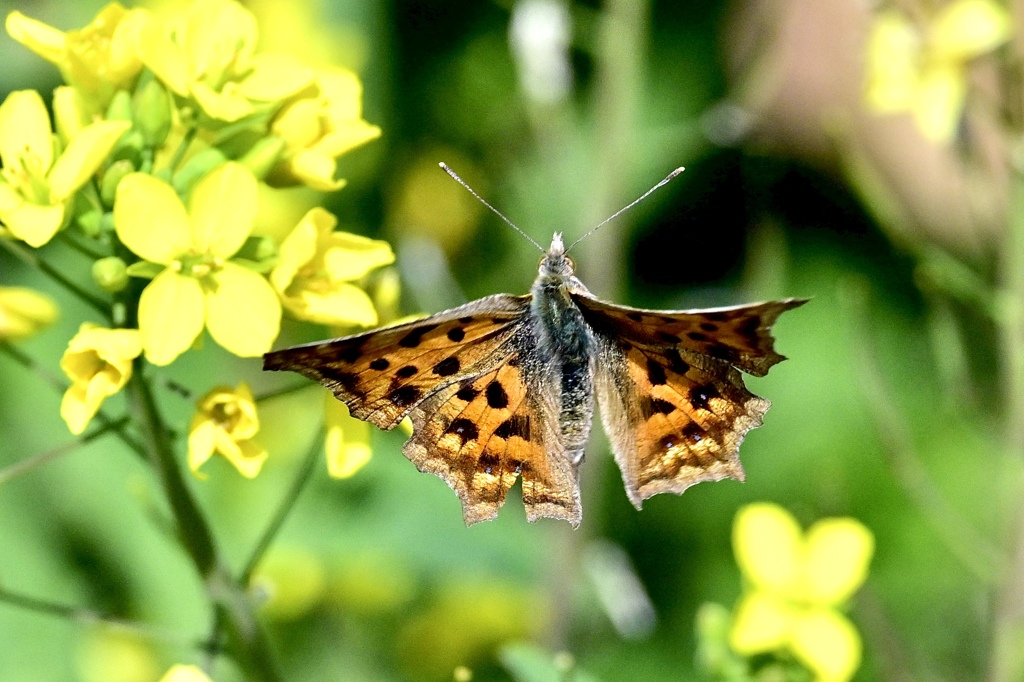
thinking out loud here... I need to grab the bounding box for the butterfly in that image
[263,166,806,527]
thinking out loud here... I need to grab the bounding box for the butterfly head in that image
[538,232,576,282]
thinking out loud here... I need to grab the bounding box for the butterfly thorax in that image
[529,233,596,464]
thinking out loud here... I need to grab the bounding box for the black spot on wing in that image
[389,385,421,408]
[369,358,390,371]
[446,418,478,445]
[398,324,438,348]
[494,415,530,441]
[646,358,667,386]
[486,381,509,409]
[433,357,460,376]
[689,384,719,411]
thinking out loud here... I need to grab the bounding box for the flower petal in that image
[136,14,190,95]
[158,664,213,682]
[115,173,192,264]
[325,394,372,478]
[2,200,65,247]
[5,11,66,65]
[789,609,862,682]
[864,11,920,112]
[0,286,58,339]
[48,119,131,200]
[204,262,281,357]
[733,503,803,594]
[220,437,267,478]
[931,0,1012,60]
[286,282,378,327]
[289,150,345,191]
[804,518,874,606]
[270,207,326,294]
[728,592,795,655]
[187,418,217,477]
[238,54,314,102]
[0,90,54,173]
[189,162,258,257]
[323,231,396,281]
[138,270,204,365]
[914,64,967,143]
[61,383,97,435]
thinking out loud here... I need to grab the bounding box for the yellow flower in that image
[6,3,147,113]
[157,665,212,682]
[268,69,381,191]
[729,503,874,682]
[0,286,58,340]
[0,90,130,247]
[324,393,372,478]
[865,0,1012,143]
[137,0,313,122]
[251,546,327,620]
[60,323,142,435]
[114,163,282,365]
[270,207,393,327]
[188,383,267,478]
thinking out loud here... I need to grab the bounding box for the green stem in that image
[168,125,199,173]
[240,432,323,584]
[989,162,1024,682]
[125,366,282,682]
[0,417,129,485]
[0,587,195,645]
[254,382,315,404]
[0,238,111,320]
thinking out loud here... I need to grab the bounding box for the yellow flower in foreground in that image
[0,90,129,246]
[158,665,212,682]
[269,69,381,191]
[6,4,146,112]
[188,383,267,478]
[271,207,394,327]
[865,0,1011,143]
[114,163,281,365]
[324,393,371,478]
[729,503,874,682]
[137,0,313,122]
[60,324,142,435]
[0,286,58,340]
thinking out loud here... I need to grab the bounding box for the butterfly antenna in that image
[566,166,685,253]
[439,162,545,252]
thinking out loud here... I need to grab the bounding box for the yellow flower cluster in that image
[865,0,1011,143]
[3,0,392,478]
[729,503,874,682]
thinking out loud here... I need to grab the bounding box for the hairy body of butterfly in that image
[264,233,805,527]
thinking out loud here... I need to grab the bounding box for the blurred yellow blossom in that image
[77,630,158,682]
[188,382,267,478]
[137,0,313,122]
[324,392,372,478]
[252,545,327,620]
[0,90,130,246]
[6,3,147,112]
[158,665,212,682]
[865,0,1012,143]
[114,163,281,365]
[271,207,394,327]
[60,323,142,435]
[0,286,58,340]
[269,69,381,191]
[729,502,874,682]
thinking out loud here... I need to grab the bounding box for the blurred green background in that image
[0,0,1013,680]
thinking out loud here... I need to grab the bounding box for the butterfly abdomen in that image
[530,278,596,465]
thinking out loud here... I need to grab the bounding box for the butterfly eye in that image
[565,257,575,270]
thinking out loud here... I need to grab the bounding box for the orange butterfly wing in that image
[577,295,805,506]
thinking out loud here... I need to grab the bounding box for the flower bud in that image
[173,148,229,195]
[100,159,136,207]
[239,136,286,181]
[92,256,129,293]
[105,89,134,123]
[133,79,172,148]
[77,210,103,238]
